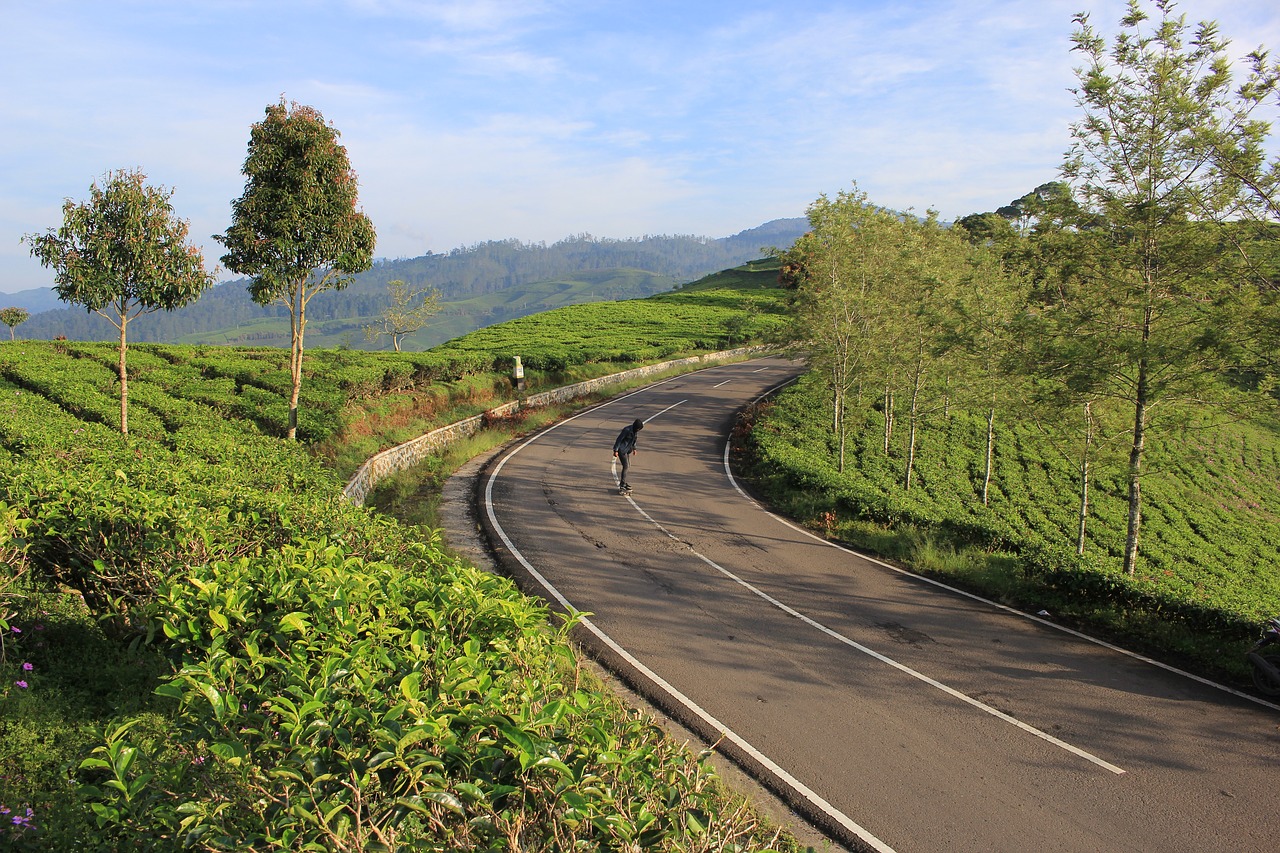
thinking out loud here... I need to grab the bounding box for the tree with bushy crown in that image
[23,169,214,434]
[0,307,29,341]
[218,98,376,440]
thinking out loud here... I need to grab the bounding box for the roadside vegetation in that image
[0,278,803,851]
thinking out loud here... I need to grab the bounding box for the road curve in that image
[473,355,1280,853]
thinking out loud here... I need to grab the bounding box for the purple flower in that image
[9,627,19,635]
[14,681,27,689]
[21,663,32,672]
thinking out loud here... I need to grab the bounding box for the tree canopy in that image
[218,98,376,439]
[23,169,214,433]
[0,307,30,341]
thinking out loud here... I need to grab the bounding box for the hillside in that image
[8,219,807,348]
[0,273,806,850]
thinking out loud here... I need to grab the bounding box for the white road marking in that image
[627,449,1126,775]
[484,371,898,853]
[646,401,685,422]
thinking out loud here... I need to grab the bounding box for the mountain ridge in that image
[6,218,807,349]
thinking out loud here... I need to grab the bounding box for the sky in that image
[2,0,1278,294]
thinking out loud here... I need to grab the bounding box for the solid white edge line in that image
[483,368,898,853]
[724,383,1280,717]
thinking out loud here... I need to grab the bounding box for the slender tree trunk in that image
[1123,359,1148,575]
[836,387,846,473]
[831,364,840,436]
[1122,296,1154,575]
[904,359,923,491]
[1077,401,1093,556]
[118,311,129,436]
[287,286,304,441]
[982,405,995,506]
[883,386,894,455]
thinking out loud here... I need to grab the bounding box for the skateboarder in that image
[612,418,643,493]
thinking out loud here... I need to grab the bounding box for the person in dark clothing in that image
[612,418,643,493]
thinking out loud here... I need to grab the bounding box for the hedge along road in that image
[475,354,1280,853]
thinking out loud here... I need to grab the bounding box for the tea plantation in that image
[0,281,801,851]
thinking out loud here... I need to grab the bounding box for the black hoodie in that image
[613,418,643,455]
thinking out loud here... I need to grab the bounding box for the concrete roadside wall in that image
[342,346,769,505]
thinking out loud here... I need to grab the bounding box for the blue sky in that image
[3,0,1277,293]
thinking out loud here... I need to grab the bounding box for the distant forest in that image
[10,219,807,346]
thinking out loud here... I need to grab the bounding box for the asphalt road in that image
[469,355,1280,852]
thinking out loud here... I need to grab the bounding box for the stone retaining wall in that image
[342,346,769,505]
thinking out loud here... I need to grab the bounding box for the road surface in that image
[471,355,1280,852]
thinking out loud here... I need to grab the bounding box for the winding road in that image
[470,355,1280,852]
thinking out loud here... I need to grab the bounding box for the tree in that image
[23,170,214,434]
[780,187,905,471]
[941,247,1028,506]
[955,212,1017,247]
[890,212,967,491]
[1053,0,1279,575]
[218,98,376,439]
[0,307,29,341]
[362,279,440,352]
